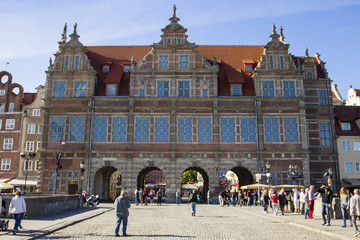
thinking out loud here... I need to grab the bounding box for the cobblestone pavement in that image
[39,203,345,240]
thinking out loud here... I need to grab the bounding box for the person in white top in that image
[293,188,301,214]
[8,190,26,235]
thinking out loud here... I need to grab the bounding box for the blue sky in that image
[1,0,360,98]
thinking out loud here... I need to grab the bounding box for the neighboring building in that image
[331,84,344,106]
[346,85,360,106]
[0,71,25,182]
[38,7,338,201]
[334,106,360,189]
[9,85,45,192]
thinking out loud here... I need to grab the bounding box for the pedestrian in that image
[253,190,258,206]
[308,185,315,219]
[218,190,224,207]
[189,190,198,216]
[293,188,300,214]
[114,190,131,237]
[176,189,181,205]
[247,190,252,206]
[350,188,360,237]
[304,188,310,219]
[134,189,139,205]
[271,190,279,216]
[263,189,270,213]
[139,188,144,205]
[157,188,163,205]
[231,190,237,207]
[207,190,211,205]
[8,190,26,235]
[149,190,155,205]
[82,190,87,206]
[316,183,333,226]
[238,190,244,206]
[299,188,306,215]
[143,188,148,206]
[340,187,352,228]
[279,189,286,215]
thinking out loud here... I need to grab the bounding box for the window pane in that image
[198,118,211,142]
[263,81,274,98]
[284,118,298,142]
[264,118,279,142]
[93,117,107,142]
[135,117,149,142]
[69,117,85,142]
[155,118,169,142]
[178,117,192,142]
[320,123,331,146]
[112,117,127,142]
[50,117,65,142]
[221,118,235,142]
[157,81,169,97]
[241,118,256,142]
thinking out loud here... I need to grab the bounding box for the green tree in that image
[181,170,198,183]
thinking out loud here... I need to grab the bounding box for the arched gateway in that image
[94,166,117,200]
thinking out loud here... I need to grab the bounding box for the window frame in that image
[159,55,169,70]
[197,117,212,143]
[342,123,351,130]
[33,109,40,116]
[0,89,5,96]
[3,138,13,150]
[157,80,169,98]
[50,116,65,142]
[320,123,331,146]
[69,117,85,142]
[5,119,15,130]
[8,102,14,112]
[53,81,65,98]
[178,117,192,143]
[178,80,190,98]
[284,118,298,142]
[344,162,353,173]
[112,117,127,142]
[179,55,188,70]
[231,85,242,96]
[354,141,360,151]
[74,81,87,97]
[241,118,256,142]
[264,118,279,142]
[155,117,169,143]
[220,118,235,143]
[1,158,11,171]
[283,81,296,98]
[24,160,33,171]
[25,141,35,152]
[319,90,328,106]
[106,84,117,96]
[92,117,107,142]
[28,124,36,134]
[262,81,275,98]
[135,117,150,142]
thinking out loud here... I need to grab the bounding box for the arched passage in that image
[180,167,209,202]
[229,166,253,187]
[137,166,165,190]
[94,166,117,201]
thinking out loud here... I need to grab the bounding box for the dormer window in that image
[124,65,130,73]
[107,84,117,96]
[342,123,351,130]
[177,38,182,45]
[245,65,252,72]
[307,71,313,80]
[103,65,110,73]
[231,85,242,96]
[166,39,171,45]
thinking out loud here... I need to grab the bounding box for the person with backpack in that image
[189,190,198,216]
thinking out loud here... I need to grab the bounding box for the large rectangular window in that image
[93,117,107,142]
[263,81,275,98]
[284,118,298,142]
[345,162,353,173]
[135,117,149,142]
[180,55,188,69]
[24,160,33,171]
[33,109,40,116]
[157,81,169,97]
[178,81,190,97]
[8,102,14,112]
[69,117,85,142]
[112,117,127,142]
[1,158,11,171]
[74,56,80,70]
[221,118,235,142]
[343,141,351,151]
[3,138,13,150]
[319,90,327,106]
[6,119,15,130]
[0,103,4,112]
[232,85,241,96]
[53,82,65,98]
[25,141,35,152]
[264,118,279,142]
[320,123,331,146]
[280,56,285,70]
[283,81,295,98]
[241,118,256,142]
[354,141,360,151]
[198,118,211,142]
[356,162,360,173]
[269,56,274,69]
[50,117,65,142]
[28,124,36,134]
[74,81,87,97]
[107,85,117,96]
[159,55,168,70]
[178,117,192,142]
[155,118,169,142]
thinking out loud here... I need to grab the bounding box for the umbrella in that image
[181,184,197,189]
[231,183,239,186]
[0,181,14,190]
[240,183,270,190]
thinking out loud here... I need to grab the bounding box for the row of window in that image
[48,170,79,192]
[344,162,360,174]
[0,104,40,114]
[48,116,332,144]
[342,141,360,152]
[0,158,39,171]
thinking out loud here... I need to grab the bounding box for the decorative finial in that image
[272,23,277,34]
[73,23,78,35]
[49,57,53,66]
[61,23,67,44]
[280,26,284,41]
[173,4,177,17]
[305,47,309,58]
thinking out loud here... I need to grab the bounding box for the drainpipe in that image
[326,80,339,192]
[255,98,261,173]
[87,97,95,194]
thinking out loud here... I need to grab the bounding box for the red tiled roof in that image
[334,106,360,136]
[355,89,360,97]
[294,57,327,79]
[22,93,37,105]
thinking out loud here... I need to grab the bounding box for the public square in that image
[28,203,354,240]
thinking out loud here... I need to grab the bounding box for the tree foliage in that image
[181,170,198,183]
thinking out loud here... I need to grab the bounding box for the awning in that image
[343,179,360,186]
[8,177,37,186]
[0,177,13,183]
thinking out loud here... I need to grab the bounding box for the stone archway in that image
[137,166,164,190]
[181,167,209,202]
[94,166,117,201]
[229,166,253,187]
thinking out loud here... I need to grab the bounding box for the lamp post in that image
[79,160,85,194]
[287,164,301,187]
[265,161,271,190]
[54,141,65,194]
[20,152,36,194]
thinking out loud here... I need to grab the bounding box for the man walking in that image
[350,188,360,237]
[114,190,131,237]
[316,184,333,226]
[308,185,315,219]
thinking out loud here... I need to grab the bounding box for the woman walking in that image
[189,190,198,216]
[279,188,286,215]
[271,190,279,216]
[263,189,270,213]
[340,187,353,227]
[8,190,26,235]
[114,190,131,237]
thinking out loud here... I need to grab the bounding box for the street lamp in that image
[288,164,301,186]
[265,161,271,189]
[20,152,36,194]
[54,141,65,194]
[79,160,85,193]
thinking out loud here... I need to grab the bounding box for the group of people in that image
[218,189,261,207]
[134,188,165,206]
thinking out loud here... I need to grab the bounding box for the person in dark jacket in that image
[279,189,286,215]
[114,190,131,237]
[189,190,198,216]
[316,184,333,226]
